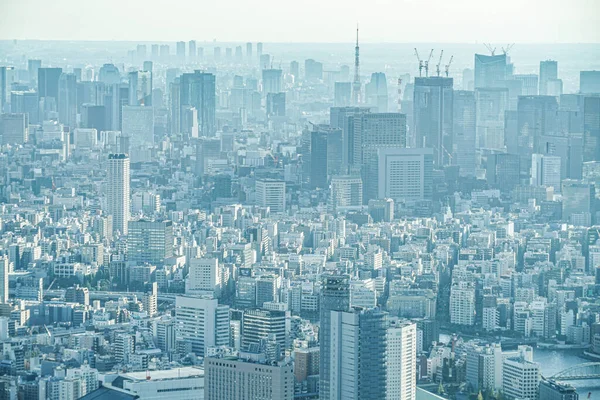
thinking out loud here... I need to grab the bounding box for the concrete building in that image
[0,113,28,145]
[329,176,363,211]
[107,154,130,236]
[255,179,286,213]
[186,258,222,298]
[127,220,174,264]
[175,296,230,356]
[502,356,540,400]
[387,320,417,400]
[450,282,476,326]
[377,148,433,203]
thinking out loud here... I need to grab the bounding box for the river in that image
[534,348,600,399]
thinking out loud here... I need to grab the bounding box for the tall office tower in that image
[475,88,509,150]
[169,78,180,134]
[583,96,600,161]
[195,137,221,175]
[319,275,350,400]
[262,69,282,95]
[65,285,89,306]
[188,40,196,62]
[517,95,559,161]
[255,179,286,213]
[160,44,170,61]
[329,308,388,400]
[143,61,153,74]
[290,61,299,81]
[538,380,579,400]
[107,154,130,236]
[81,105,107,133]
[486,153,521,193]
[98,63,120,85]
[127,220,174,264]
[179,71,216,136]
[330,106,371,167]
[387,320,417,400]
[0,67,12,112]
[260,54,271,69]
[365,72,388,112]
[245,42,252,60]
[329,176,363,212]
[176,295,230,356]
[377,148,433,203]
[225,47,233,61]
[235,46,243,63]
[334,82,352,107]
[11,90,39,124]
[310,126,343,189]
[368,198,394,222]
[352,27,361,104]
[151,44,159,59]
[0,113,28,145]
[57,73,77,128]
[156,317,177,352]
[214,46,221,61]
[128,71,152,106]
[186,258,222,297]
[122,106,154,146]
[580,71,600,94]
[0,257,8,303]
[474,53,507,88]
[531,154,562,190]
[502,357,540,400]
[305,59,324,81]
[514,74,539,96]
[142,282,158,317]
[453,90,477,176]
[413,76,453,166]
[450,281,476,326]
[354,112,407,169]
[176,41,186,62]
[540,60,558,95]
[266,92,285,117]
[204,355,294,400]
[561,180,595,226]
[197,47,204,60]
[241,309,286,351]
[257,42,263,61]
[28,59,41,84]
[136,44,146,61]
[38,67,63,113]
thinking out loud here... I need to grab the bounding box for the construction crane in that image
[435,50,444,77]
[424,49,434,77]
[414,48,424,77]
[484,43,497,56]
[444,55,454,77]
[502,43,515,55]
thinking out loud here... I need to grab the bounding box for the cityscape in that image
[0,2,600,400]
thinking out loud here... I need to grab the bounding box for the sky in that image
[0,0,599,43]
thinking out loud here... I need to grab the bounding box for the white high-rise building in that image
[387,320,417,400]
[186,258,222,298]
[502,356,540,400]
[0,256,8,303]
[329,176,363,212]
[255,179,286,213]
[175,295,230,356]
[531,154,561,191]
[450,281,476,326]
[107,154,130,236]
[377,148,433,202]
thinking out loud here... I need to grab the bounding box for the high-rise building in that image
[266,92,285,117]
[334,82,352,107]
[305,59,324,81]
[502,356,540,400]
[175,295,230,356]
[377,148,433,203]
[329,308,388,400]
[538,379,579,400]
[204,355,294,400]
[413,76,453,166]
[580,71,600,94]
[186,258,222,298]
[107,154,130,236]
[310,126,343,189]
[474,54,507,89]
[262,69,282,95]
[365,72,388,112]
[531,154,562,190]
[156,317,177,353]
[450,281,476,326]
[188,40,197,62]
[514,74,539,96]
[57,73,77,128]
[453,90,477,176]
[517,96,559,155]
[127,220,174,264]
[122,106,154,146]
[561,180,595,226]
[241,309,286,352]
[330,106,371,167]
[246,42,252,60]
[486,153,521,192]
[142,282,158,317]
[128,71,152,106]
[179,71,216,136]
[65,285,89,306]
[0,113,28,145]
[290,61,299,80]
[319,275,350,400]
[0,257,8,303]
[255,179,286,213]
[387,320,417,400]
[540,60,558,95]
[38,67,63,99]
[329,176,363,211]
[10,90,39,124]
[176,41,186,62]
[583,96,600,162]
[475,87,509,150]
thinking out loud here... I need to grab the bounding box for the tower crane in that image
[444,55,454,77]
[484,43,497,56]
[502,43,515,55]
[414,48,424,77]
[424,49,434,77]
[435,50,444,77]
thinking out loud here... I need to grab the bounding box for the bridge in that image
[549,362,600,380]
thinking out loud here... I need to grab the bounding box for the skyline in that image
[1,0,600,43]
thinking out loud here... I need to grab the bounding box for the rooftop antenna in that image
[444,55,454,77]
[484,43,497,56]
[436,50,444,77]
[424,49,434,77]
[353,24,361,105]
[414,48,424,77]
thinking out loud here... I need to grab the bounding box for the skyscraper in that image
[329,176,363,212]
[188,40,196,62]
[453,90,477,176]
[475,87,508,150]
[310,126,343,189]
[128,71,152,106]
[502,357,540,400]
[387,320,417,400]
[179,71,216,136]
[580,71,600,94]
[540,60,558,95]
[107,154,130,236]
[583,96,600,162]
[413,76,453,166]
[176,41,186,62]
[176,296,230,356]
[241,309,286,352]
[127,220,174,264]
[262,69,283,94]
[122,106,154,146]
[365,72,388,112]
[319,275,350,400]
[334,82,352,107]
[58,73,77,128]
[474,53,507,89]
[377,148,433,203]
[246,42,252,60]
[0,113,28,145]
[255,179,286,213]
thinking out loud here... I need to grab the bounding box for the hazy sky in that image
[1,0,599,43]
